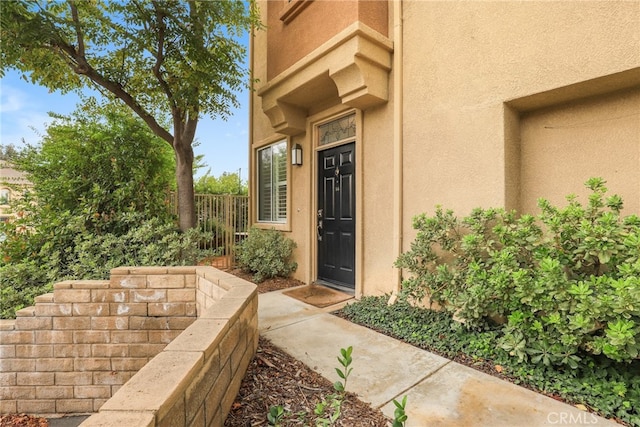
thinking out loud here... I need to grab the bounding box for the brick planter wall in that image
[0,266,258,427]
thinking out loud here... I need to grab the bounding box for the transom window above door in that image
[257,140,287,223]
[318,113,356,146]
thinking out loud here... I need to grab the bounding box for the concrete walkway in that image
[259,288,618,427]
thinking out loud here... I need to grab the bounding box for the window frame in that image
[256,139,289,225]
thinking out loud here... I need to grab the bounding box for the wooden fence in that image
[170,193,250,269]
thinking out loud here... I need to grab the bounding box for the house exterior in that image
[248,0,640,297]
[0,161,30,223]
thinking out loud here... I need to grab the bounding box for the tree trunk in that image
[174,135,196,232]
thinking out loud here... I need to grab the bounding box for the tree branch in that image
[67,0,85,59]
[151,1,176,112]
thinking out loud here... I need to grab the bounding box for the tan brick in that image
[70,280,108,289]
[129,316,170,330]
[168,288,196,302]
[148,302,186,317]
[53,281,73,289]
[129,266,167,275]
[16,372,55,386]
[185,303,197,317]
[148,330,182,344]
[15,306,35,317]
[131,289,167,303]
[0,399,17,414]
[36,358,73,372]
[110,330,148,343]
[93,371,132,385]
[110,302,147,316]
[35,303,73,317]
[54,343,92,358]
[17,400,56,414]
[148,274,185,289]
[186,351,220,423]
[93,398,109,412]
[36,385,73,399]
[0,330,34,344]
[54,288,91,303]
[73,330,110,344]
[90,316,129,330]
[34,293,54,303]
[74,357,111,371]
[15,316,52,330]
[185,274,197,288]
[74,385,111,399]
[169,266,197,275]
[53,316,91,330]
[0,385,35,400]
[72,302,110,316]
[168,316,196,330]
[110,357,149,371]
[129,343,167,358]
[55,372,92,386]
[0,372,16,386]
[205,363,231,426]
[0,358,35,372]
[35,330,72,344]
[91,289,128,303]
[0,344,15,358]
[92,343,128,357]
[110,275,146,289]
[15,344,53,358]
[56,399,93,413]
[0,320,16,331]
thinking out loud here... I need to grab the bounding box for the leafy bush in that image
[236,227,297,282]
[341,295,640,426]
[395,178,640,366]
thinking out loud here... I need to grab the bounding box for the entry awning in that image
[258,22,393,136]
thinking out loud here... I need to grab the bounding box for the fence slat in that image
[169,193,249,269]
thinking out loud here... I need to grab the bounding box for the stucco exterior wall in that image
[251,0,640,297]
[267,0,388,79]
[402,0,640,223]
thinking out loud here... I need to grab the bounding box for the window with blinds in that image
[257,140,287,222]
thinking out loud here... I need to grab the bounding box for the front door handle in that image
[317,219,323,241]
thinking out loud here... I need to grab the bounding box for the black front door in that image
[317,142,355,289]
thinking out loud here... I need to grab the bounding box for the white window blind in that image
[258,141,287,222]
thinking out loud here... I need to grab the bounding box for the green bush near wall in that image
[395,178,640,366]
[236,227,297,283]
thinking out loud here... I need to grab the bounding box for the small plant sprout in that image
[334,345,353,394]
[392,395,408,427]
[267,405,286,426]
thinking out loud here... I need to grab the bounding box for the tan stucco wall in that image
[267,0,388,80]
[402,0,640,224]
[251,0,640,296]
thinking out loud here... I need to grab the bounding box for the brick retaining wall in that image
[0,266,258,426]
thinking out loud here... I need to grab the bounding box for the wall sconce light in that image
[291,143,303,166]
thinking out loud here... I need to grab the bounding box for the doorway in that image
[317,142,356,289]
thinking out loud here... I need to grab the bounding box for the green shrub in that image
[236,227,297,282]
[341,295,640,426]
[396,178,640,365]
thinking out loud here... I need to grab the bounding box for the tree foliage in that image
[195,169,247,195]
[0,103,213,319]
[0,0,259,230]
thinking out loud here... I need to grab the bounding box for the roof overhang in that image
[258,22,393,136]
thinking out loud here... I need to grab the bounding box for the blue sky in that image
[0,63,250,180]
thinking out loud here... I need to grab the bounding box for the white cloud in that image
[0,86,26,113]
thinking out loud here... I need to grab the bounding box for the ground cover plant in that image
[342,178,640,425]
[341,296,640,425]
